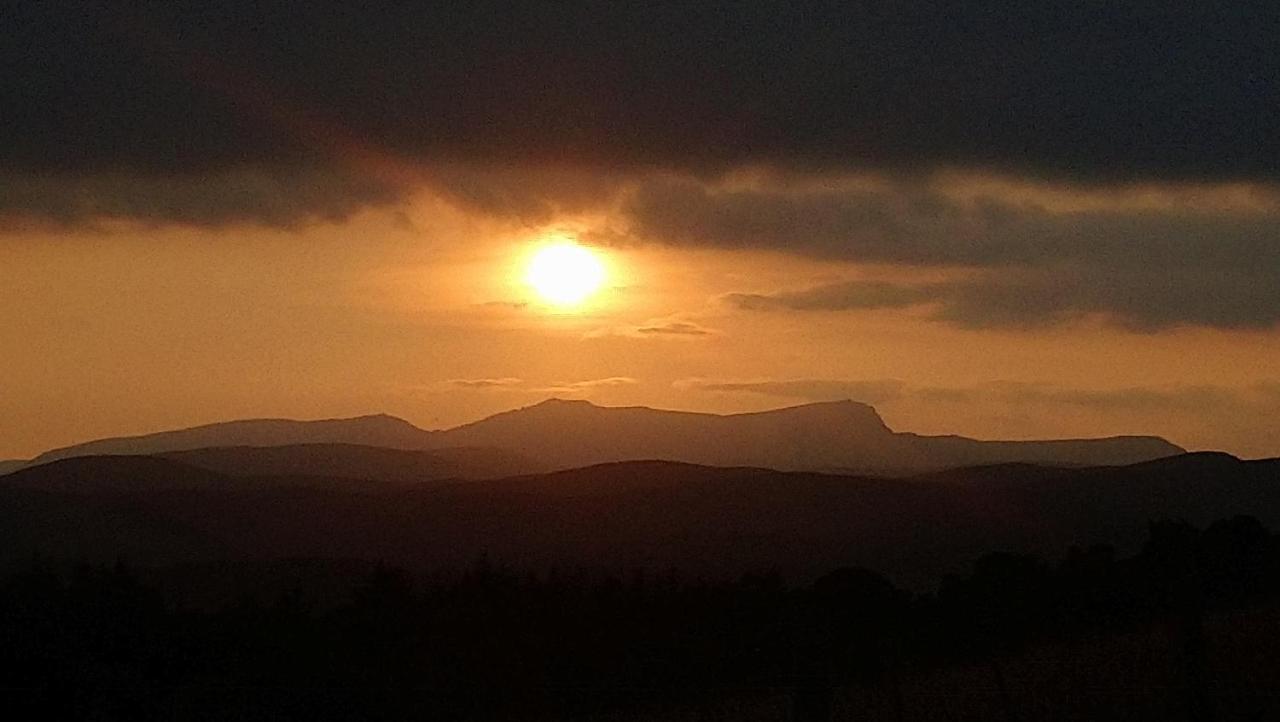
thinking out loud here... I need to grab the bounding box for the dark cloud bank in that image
[4,1,1279,329]
[5,2,1277,194]
[661,178,1280,329]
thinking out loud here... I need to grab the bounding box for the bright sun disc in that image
[526,243,606,307]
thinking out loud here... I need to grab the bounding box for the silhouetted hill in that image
[6,399,1185,476]
[0,457,242,564]
[162,443,543,484]
[1,455,234,493]
[433,398,1184,473]
[0,459,24,476]
[887,432,1185,471]
[1,454,443,497]
[26,414,437,467]
[2,452,1274,588]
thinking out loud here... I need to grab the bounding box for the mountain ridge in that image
[26,414,437,467]
[432,398,1183,473]
[5,398,1186,476]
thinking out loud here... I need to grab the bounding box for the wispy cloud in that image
[586,317,719,340]
[541,377,639,393]
[447,377,525,389]
[674,378,905,404]
[636,321,716,336]
[447,376,640,395]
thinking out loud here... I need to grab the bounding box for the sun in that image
[525,242,607,308]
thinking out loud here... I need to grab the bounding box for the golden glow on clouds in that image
[524,240,607,309]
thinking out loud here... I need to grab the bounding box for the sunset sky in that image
[3,2,1278,460]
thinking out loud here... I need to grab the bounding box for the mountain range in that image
[2,398,1185,478]
[2,399,1275,588]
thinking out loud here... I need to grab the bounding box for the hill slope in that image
[162,443,543,484]
[3,453,1273,587]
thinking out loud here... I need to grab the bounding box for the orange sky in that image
[3,173,1278,460]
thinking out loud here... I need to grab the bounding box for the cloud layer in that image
[669,177,1280,330]
[5,3,1277,331]
[3,2,1278,225]
[724,270,1280,331]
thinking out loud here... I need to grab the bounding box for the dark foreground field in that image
[5,514,1280,722]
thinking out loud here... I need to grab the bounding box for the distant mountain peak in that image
[1129,450,1242,472]
[527,398,596,408]
[746,398,891,430]
[777,398,880,413]
[28,413,436,465]
[344,412,421,427]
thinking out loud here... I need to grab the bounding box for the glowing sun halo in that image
[525,243,606,307]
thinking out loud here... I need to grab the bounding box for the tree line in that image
[2,515,1278,721]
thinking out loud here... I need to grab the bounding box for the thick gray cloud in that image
[629,179,1280,271]
[661,180,1280,329]
[725,268,1280,331]
[2,1,1278,224]
[0,168,394,228]
[727,281,932,313]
